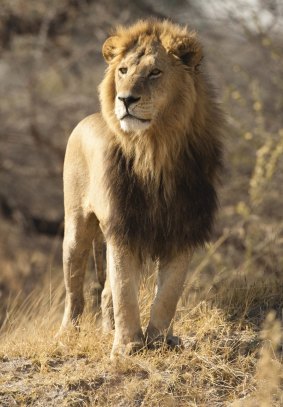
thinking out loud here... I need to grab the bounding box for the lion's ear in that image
[102,36,121,64]
[166,33,202,69]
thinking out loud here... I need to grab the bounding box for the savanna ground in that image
[0,1,283,406]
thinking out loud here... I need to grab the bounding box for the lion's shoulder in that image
[73,113,108,137]
[67,113,111,151]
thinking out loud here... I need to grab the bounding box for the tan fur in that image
[99,20,207,195]
[59,19,224,358]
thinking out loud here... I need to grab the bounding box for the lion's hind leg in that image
[101,273,114,333]
[91,229,106,310]
[91,230,115,333]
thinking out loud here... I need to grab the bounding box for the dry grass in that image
[0,270,282,407]
[1,1,283,406]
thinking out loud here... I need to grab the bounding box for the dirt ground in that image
[1,1,283,406]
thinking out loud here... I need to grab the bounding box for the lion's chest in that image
[104,145,218,259]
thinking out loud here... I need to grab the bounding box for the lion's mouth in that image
[121,113,151,123]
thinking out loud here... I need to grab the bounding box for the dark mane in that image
[104,137,222,260]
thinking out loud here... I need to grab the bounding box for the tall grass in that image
[0,264,282,406]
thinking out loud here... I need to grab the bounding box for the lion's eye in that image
[119,67,128,75]
[149,68,162,78]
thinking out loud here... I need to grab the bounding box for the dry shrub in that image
[231,312,283,407]
[1,1,283,406]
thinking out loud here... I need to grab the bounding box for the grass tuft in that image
[0,274,282,406]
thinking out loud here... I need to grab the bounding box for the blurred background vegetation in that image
[0,0,283,325]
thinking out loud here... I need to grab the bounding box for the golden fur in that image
[99,19,222,196]
[59,19,224,357]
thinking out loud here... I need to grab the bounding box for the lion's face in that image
[100,20,203,137]
[114,43,172,133]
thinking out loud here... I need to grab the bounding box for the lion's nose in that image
[118,95,140,108]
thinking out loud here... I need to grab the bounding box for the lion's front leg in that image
[146,250,191,349]
[107,244,144,358]
[59,214,96,334]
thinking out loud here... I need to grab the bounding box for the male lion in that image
[59,19,223,357]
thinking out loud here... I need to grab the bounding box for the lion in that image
[59,19,224,358]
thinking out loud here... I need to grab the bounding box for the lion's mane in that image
[99,20,224,259]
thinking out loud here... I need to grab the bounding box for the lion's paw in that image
[110,340,145,359]
[55,323,79,339]
[146,334,184,351]
[166,335,184,349]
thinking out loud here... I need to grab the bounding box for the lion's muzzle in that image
[118,94,141,108]
[115,93,152,132]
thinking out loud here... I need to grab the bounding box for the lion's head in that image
[100,20,202,135]
[99,19,223,193]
